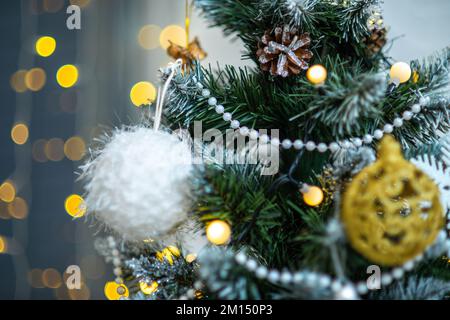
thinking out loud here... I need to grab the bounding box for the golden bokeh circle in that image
[43,0,64,13]
[42,268,62,289]
[11,123,29,145]
[130,81,156,107]
[65,194,86,218]
[10,70,28,93]
[0,181,16,203]
[57,65,79,88]
[32,139,48,163]
[0,237,6,254]
[206,220,232,245]
[7,197,29,220]
[64,136,86,161]
[45,138,65,161]
[69,0,91,8]
[36,36,56,57]
[160,25,186,49]
[138,24,161,50]
[25,68,47,91]
[104,282,129,300]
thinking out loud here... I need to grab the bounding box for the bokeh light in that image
[57,64,79,88]
[0,181,16,203]
[36,36,56,57]
[0,202,11,220]
[43,0,64,13]
[42,268,62,289]
[65,194,86,218]
[138,24,161,50]
[206,220,232,245]
[28,269,45,288]
[69,0,91,8]
[64,136,86,161]
[7,197,29,220]
[25,68,47,91]
[32,139,48,163]
[160,25,187,49]
[68,283,91,300]
[45,138,65,161]
[10,70,28,93]
[11,123,29,145]
[104,281,129,300]
[0,236,6,254]
[130,81,156,107]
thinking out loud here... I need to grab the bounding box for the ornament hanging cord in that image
[154,59,183,132]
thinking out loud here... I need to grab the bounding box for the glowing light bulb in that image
[206,220,231,245]
[390,62,411,85]
[307,64,327,85]
[302,186,324,207]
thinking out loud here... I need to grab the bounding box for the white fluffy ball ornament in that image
[82,127,194,242]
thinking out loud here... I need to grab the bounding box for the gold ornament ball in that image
[303,186,324,207]
[206,220,231,245]
[341,135,444,266]
[390,62,412,84]
[307,64,327,85]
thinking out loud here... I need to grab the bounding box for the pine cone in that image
[256,26,313,78]
[364,28,387,56]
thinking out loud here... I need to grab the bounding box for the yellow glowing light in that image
[138,24,161,50]
[25,68,46,91]
[160,25,187,49]
[306,64,328,85]
[186,253,197,263]
[0,236,6,254]
[42,268,62,289]
[302,186,324,207]
[64,136,86,161]
[43,0,64,13]
[206,220,231,245]
[10,70,28,93]
[130,81,156,107]
[104,281,129,300]
[45,138,65,161]
[139,281,158,295]
[65,194,86,218]
[0,181,16,203]
[36,36,56,57]
[7,197,29,220]
[70,0,91,8]
[390,62,412,84]
[11,123,29,145]
[57,64,79,88]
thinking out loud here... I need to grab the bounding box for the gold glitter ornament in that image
[341,135,444,266]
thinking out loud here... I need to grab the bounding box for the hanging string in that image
[185,0,193,46]
[154,59,183,132]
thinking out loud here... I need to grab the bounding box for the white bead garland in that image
[192,80,429,153]
[231,215,450,297]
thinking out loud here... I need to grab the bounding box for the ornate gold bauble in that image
[341,135,444,266]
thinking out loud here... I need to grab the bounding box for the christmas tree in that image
[82,0,450,300]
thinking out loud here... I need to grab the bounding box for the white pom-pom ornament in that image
[82,127,193,241]
[82,59,199,242]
